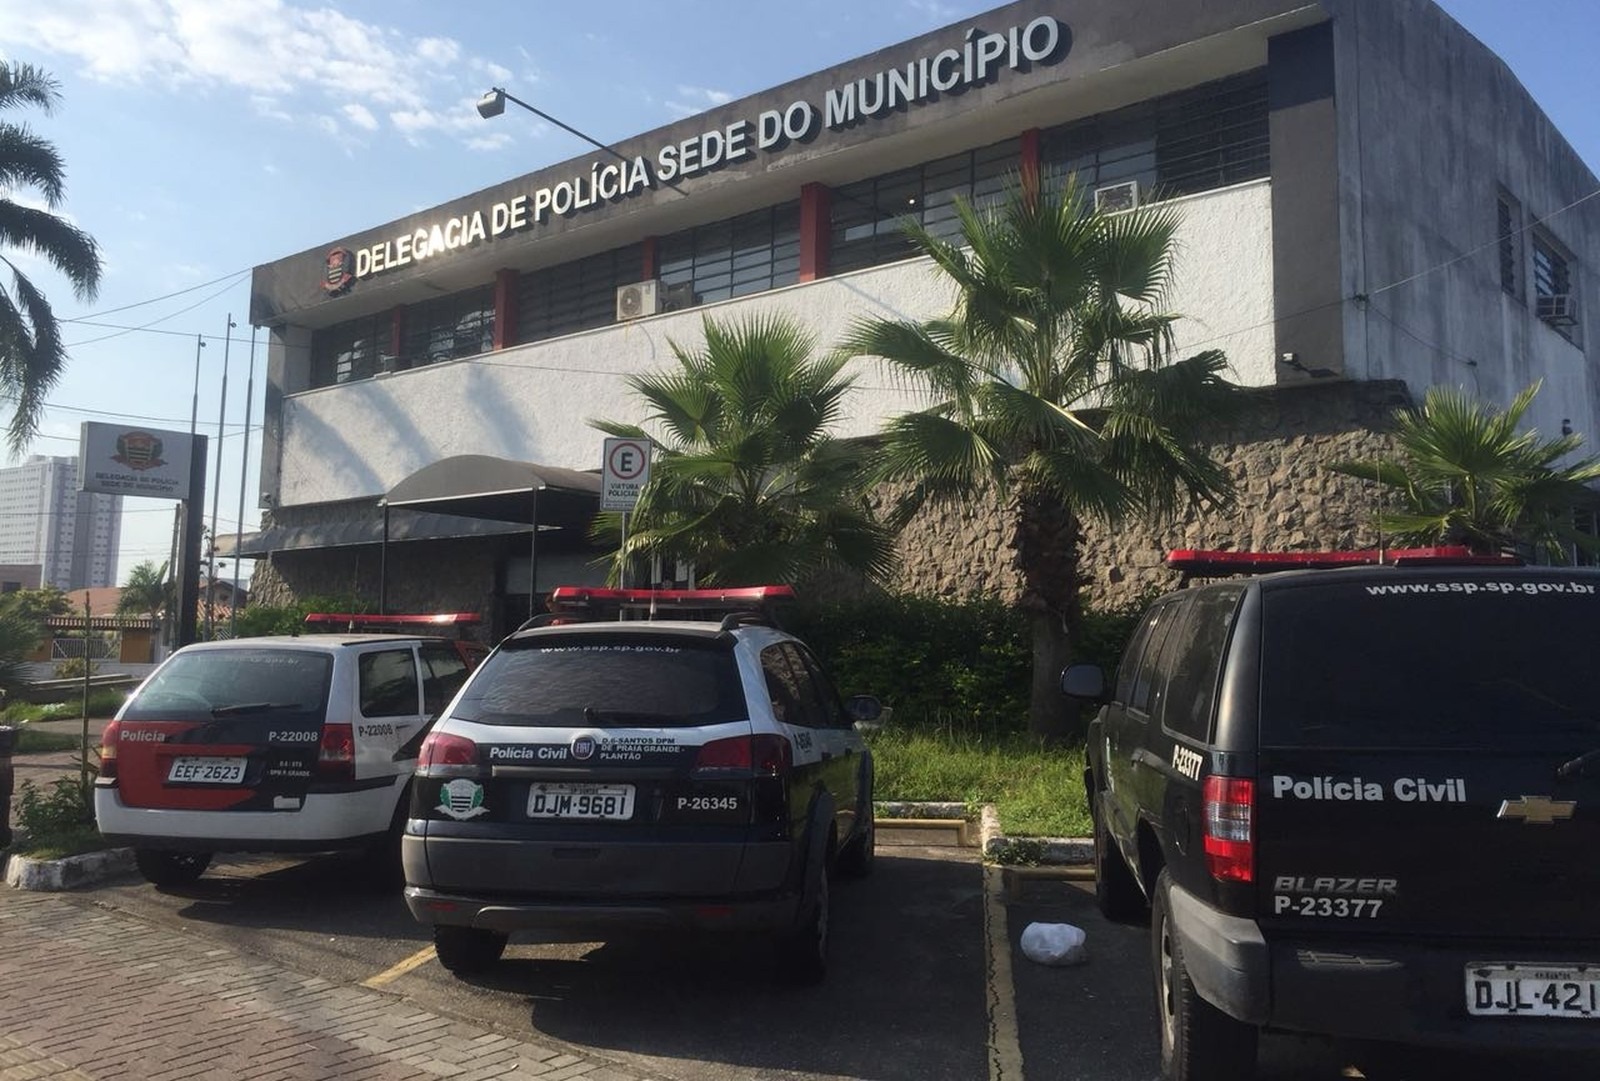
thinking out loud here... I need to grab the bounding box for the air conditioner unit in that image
[1537,293,1578,327]
[1093,180,1140,213]
[616,280,663,321]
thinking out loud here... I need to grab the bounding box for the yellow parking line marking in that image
[361,945,437,988]
[983,863,1025,1080]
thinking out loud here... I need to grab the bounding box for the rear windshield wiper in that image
[209,702,305,717]
[1556,747,1600,780]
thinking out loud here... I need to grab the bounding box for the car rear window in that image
[1260,578,1600,749]
[122,648,333,721]
[450,635,746,727]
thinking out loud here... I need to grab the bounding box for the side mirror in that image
[844,694,883,723]
[1059,664,1107,702]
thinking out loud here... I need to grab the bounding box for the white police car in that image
[95,633,474,886]
[402,587,881,982]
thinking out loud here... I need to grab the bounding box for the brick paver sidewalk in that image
[0,890,647,1081]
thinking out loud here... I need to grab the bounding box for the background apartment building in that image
[0,455,122,591]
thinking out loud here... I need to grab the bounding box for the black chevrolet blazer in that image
[1063,564,1600,1081]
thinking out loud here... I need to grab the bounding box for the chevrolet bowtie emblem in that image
[1497,796,1577,825]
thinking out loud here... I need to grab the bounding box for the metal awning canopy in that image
[379,455,603,617]
[384,455,601,522]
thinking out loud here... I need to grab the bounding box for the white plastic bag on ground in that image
[1020,921,1088,966]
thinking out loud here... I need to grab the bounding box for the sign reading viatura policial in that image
[346,15,1068,283]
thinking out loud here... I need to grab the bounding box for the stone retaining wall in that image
[889,378,1408,608]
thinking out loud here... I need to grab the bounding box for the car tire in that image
[1152,870,1258,1081]
[432,925,508,976]
[134,848,211,888]
[1093,794,1145,923]
[836,786,875,879]
[777,852,830,984]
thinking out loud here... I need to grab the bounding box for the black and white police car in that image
[401,586,881,982]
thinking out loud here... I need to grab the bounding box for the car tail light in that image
[694,735,791,776]
[418,731,480,776]
[1203,775,1254,883]
[318,723,355,780]
[98,719,121,782]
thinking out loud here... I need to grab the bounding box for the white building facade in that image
[241,0,1599,630]
[0,456,122,591]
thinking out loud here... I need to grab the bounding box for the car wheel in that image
[134,848,211,888]
[777,852,830,984]
[1152,870,1258,1081]
[836,788,875,879]
[1093,796,1145,922]
[432,925,508,976]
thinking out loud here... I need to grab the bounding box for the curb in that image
[878,801,1092,866]
[3,846,135,891]
[3,802,1092,889]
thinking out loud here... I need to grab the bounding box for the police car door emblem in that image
[437,779,488,820]
[1496,796,1577,825]
[572,736,596,760]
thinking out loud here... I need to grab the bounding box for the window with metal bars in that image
[516,245,644,345]
[830,140,1015,274]
[1497,194,1522,299]
[659,202,801,303]
[1533,233,1578,340]
[1039,70,1269,203]
[398,286,495,370]
[309,312,390,388]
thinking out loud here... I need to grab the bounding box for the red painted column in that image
[799,182,831,282]
[1020,128,1041,203]
[492,268,518,350]
[641,236,658,281]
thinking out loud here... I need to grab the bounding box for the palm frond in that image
[0,123,66,206]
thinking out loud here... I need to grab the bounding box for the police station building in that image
[240,0,1600,634]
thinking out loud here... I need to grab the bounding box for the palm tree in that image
[1329,381,1600,559]
[118,560,172,621]
[839,173,1238,737]
[591,313,897,587]
[0,62,103,454]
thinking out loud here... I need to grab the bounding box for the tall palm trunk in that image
[1011,485,1085,738]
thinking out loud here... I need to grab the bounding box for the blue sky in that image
[0,0,1594,586]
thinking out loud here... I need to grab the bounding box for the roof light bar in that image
[1166,547,1522,575]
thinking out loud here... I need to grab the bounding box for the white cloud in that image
[664,85,732,119]
[342,102,378,131]
[904,0,964,24]
[465,132,513,152]
[0,0,517,151]
[415,36,459,65]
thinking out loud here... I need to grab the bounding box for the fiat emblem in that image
[572,736,596,761]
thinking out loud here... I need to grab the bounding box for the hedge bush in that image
[787,590,1156,737]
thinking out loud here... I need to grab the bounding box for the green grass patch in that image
[3,776,110,860]
[13,726,82,754]
[7,824,109,860]
[868,728,1091,838]
[3,688,128,725]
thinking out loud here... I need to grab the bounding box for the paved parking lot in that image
[3,826,1595,1080]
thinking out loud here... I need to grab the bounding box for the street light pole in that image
[206,315,235,640]
[230,326,257,637]
[476,87,632,166]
